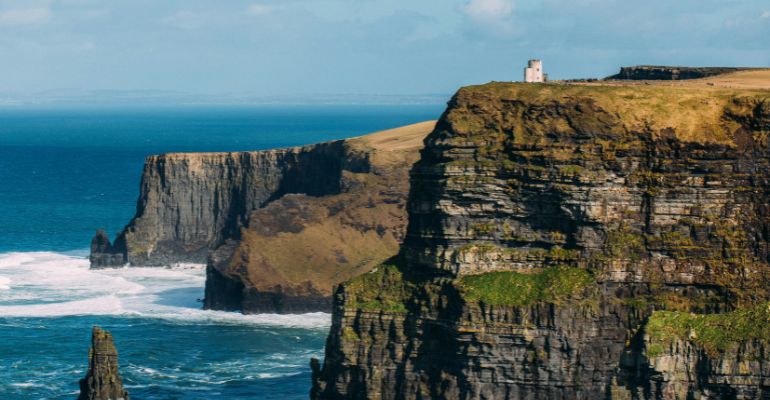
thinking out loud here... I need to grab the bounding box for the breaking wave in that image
[0,251,331,329]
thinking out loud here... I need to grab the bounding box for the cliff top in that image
[450,78,770,145]
[347,120,435,165]
[152,120,436,163]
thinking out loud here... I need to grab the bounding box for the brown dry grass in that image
[462,80,770,145]
[348,120,435,165]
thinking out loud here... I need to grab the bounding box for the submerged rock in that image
[78,327,129,400]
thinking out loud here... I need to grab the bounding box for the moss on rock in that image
[646,302,770,356]
[458,266,594,306]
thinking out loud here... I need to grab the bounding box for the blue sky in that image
[0,0,768,100]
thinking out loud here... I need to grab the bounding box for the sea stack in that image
[78,327,129,400]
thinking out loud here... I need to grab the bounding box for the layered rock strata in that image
[311,83,770,399]
[78,327,129,400]
[91,140,369,267]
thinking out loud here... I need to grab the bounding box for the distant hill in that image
[606,65,768,80]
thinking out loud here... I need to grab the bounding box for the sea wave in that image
[0,252,331,329]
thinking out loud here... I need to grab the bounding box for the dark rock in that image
[78,327,129,400]
[89,229,125,268]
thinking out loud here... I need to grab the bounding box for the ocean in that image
[0,104,444,399]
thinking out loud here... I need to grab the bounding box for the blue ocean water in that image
[0,104,444,399]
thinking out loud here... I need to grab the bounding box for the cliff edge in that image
[311,82,770,399]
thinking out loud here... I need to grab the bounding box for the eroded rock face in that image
[78,327,129,400]
[311,83,770,399]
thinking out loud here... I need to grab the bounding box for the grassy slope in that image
[225,121,435,296]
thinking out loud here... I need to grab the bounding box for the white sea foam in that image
[0,252,331,329]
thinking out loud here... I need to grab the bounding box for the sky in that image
[0,0,768,102]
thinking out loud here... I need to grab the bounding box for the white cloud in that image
[247,4,276,17]
[461,0,514,21]
[761,11,770,19]
[0,7,52,27]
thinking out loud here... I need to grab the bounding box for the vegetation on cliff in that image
[646,302,770,356]
[458,266,593,306]
[448,81,769,146]
[344,261,414,313]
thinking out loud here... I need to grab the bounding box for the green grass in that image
[646,302,770,356]
[344,262,412,313]
[458,266,594,306]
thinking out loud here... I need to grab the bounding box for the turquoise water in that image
[0,105,443,398]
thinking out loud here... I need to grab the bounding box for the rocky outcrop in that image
[312,82,770,398]
[606,65,762,80]
[89,229,125,268]
[78,327,129,400]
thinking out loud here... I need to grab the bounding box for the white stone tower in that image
[524,59,544,83]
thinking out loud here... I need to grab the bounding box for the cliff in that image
[606,65,763,81]
[91,139,370,267]
[204,122,433,313]
[78,327,129,400]
[311,82,770,399]
[91,121,433,313]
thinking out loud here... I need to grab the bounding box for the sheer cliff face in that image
[312,84,770,399]
[101,141,362,267]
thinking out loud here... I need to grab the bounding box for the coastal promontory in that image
[90,121,433,313]
[311,71,770,399]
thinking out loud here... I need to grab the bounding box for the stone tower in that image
[524,59,544,83]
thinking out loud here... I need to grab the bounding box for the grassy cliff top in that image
[449,75,770,145]
[151,120,435,165]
